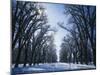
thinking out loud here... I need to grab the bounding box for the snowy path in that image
[12,63,96,75]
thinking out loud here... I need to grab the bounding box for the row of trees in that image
[59,5,96,65]
[12,1,57,68]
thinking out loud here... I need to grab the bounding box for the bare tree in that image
[59,5,96,65]
[12,1,57,67]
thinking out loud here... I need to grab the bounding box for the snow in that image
[12,63,96,75]
[23,67,45,71]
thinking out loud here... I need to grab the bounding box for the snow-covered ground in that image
[12,63,96,75]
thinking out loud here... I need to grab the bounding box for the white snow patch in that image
[12,62,96,74]
[23,67,45,71]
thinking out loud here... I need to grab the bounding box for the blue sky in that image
[41,3,71,61]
